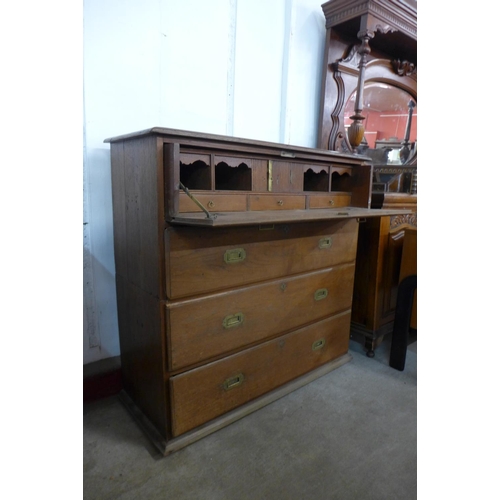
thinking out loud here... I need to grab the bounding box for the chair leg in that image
[389,274,417,371]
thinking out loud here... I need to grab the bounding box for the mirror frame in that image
[326,57,417,164]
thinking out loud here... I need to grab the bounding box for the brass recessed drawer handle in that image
[312,338,326,351]
[318,237,332,249]
[314,288,329,301]
[222,312,244,329]
[277,200,284,206]
[223,373,245,391]
[224,248,246,264]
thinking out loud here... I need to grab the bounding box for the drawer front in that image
[165,219,359,299]
[169,312,350,436]
[308,194,351,209]
[178,192,247,213]
[167,264,355,370]
[249,194,305,211]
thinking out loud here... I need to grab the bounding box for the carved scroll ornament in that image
[390,212,417,229]
[392,59,417,76]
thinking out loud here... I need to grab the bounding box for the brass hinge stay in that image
[178,182,217,220]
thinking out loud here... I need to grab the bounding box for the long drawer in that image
[165,219,359,299]
[169,311,350,436]
[167,264,355,370]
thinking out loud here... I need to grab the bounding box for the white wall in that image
[83,0,326,365]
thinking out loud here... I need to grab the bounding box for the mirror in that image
[344,82,417,165]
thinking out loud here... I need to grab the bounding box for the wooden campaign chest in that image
[105,127,404,455]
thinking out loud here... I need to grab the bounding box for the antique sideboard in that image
[317,0,417,355]
[105,127,408,454]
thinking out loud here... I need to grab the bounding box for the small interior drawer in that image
[248,194,305,211]
[169,311,351,436]
[308,194,351,209]
[178,192,247,213]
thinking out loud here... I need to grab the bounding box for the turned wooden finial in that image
[347,30,374,150]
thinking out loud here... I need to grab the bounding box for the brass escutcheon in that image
[280,283,287,292]
[329,199,334,206]
[207,200,215,208]
[277,200,284,206]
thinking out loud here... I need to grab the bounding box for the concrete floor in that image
[83,337,417,500]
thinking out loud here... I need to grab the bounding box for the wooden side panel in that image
[165,219,359,298]
[110,136,168,437]
[164,143,180,218]
[121,136,163,296]
[167,264,355,370]
[170,312,351,436]
[351,217,383,329]
[350,163,372,208]
[116,276,168,439]
[110,143,128,279]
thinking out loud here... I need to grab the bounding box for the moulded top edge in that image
[103,126,372,163]
[321,0,416,36]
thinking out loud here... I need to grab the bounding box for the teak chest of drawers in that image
[105,127,406,455]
